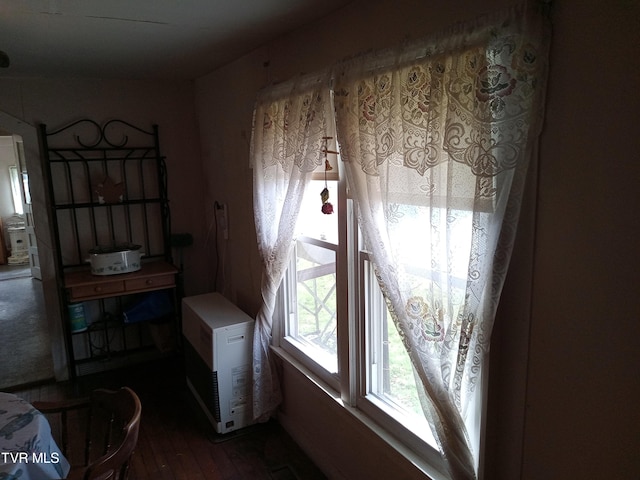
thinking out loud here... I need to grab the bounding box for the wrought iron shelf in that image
[40,119,176,380]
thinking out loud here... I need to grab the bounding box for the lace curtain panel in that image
[333,3,550,479]
[250,71,334,421]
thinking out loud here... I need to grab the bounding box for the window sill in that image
[271,345,449,480]
[278,336,339,388]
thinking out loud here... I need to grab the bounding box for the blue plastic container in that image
[68,303,87,332]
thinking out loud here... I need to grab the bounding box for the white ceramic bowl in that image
[87,244,143,275]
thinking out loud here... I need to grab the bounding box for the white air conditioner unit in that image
[182,292,255,434]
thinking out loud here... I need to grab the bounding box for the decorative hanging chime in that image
[320,136,338,214]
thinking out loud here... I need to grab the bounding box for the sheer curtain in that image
[333,4,550,479]
[250,71,334,421]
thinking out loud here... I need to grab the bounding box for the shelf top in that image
[64,260,177,288]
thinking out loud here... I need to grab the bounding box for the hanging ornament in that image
[320,136,337,215]
[321,187,333,214]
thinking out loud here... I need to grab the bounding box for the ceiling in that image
[0,0,354,80]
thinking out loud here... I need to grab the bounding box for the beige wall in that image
[521,0,639,478]
[195,0,640,479]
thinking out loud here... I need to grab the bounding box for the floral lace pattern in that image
[334,5,550,479]
[251,71,334,422]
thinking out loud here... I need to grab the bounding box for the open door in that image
[13,135,41,279]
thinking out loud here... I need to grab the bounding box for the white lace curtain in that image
[250,71,334,421]
[333,4,550,479]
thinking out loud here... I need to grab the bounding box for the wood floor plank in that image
[130,428,163,479]
[185,433,224,479]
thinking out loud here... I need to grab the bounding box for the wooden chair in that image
[33,387,142,480]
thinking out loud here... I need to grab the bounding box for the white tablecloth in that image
[0,392,70,480]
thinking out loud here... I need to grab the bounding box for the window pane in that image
[288,239,338,373]
[382,307,422,416]
[367,259,422,416]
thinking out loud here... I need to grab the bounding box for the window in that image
[9,165,24,215]
[280,179,341,388]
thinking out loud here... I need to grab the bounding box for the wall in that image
[521,0,640,478]
[0,77,207,379]
[195,0,640,479]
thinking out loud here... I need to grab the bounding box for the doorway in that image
[0,112,65,389]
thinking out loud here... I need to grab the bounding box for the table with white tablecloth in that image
[0,392,70,479]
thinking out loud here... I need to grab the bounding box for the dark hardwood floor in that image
[9,357,326,480]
